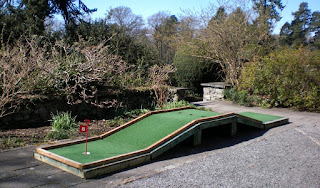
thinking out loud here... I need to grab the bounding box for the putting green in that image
[239,112,283,123]
[49,109,221,164]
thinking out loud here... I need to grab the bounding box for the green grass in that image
[239,112,284,123]
[48,109,221,164]
[46,112,78,140]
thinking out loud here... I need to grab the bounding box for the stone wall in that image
[203,87,225,101]
[201,82,231,102]
[0,87,155,129]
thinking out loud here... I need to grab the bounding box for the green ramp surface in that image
[49,109,220,164]
[239,112,284,123]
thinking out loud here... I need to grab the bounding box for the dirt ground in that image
[0,120,120,151]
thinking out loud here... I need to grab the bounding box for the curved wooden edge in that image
[82,112,236,169]
[35,108,288,170]
[35,106,194,169]
[99,106,193,139]
[40,136,101,150]
[145,113,236,151]
[100,112,152,139]
[36,148,83,169]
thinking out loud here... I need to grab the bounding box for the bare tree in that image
[177,2,272,86]
[147,12,179,64]
[147,11,171,30]
[106,6,145,36]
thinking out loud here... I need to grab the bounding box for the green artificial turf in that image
[239,112,283,123]
[48,109,221,164]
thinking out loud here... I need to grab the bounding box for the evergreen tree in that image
[148,12,179,65]
[208,6,227,25]
[0,0,95,45]
[252,0,284,27]
[309,11,320,49]
[23,0,51,36]
[290,2,311,46]
[279,2,313,47]
[279,22,292,46]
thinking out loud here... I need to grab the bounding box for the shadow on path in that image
[94,123,270,179]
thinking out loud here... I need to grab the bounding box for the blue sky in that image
[82,0,320,34]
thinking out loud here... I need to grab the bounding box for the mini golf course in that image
[34,107,289,179]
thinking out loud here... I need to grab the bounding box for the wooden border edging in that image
[34,107,289,178]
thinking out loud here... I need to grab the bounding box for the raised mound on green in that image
[48,109,221,164]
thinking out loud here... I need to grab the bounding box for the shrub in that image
[46,112,78,140]
[156,100,196,110]
[173,47,221,93]
[239,48,320,111]
[106,108,150,127]
[223,88,252,106]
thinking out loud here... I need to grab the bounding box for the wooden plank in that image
[231,122,237,136]
[36,148,83,169]
[75,113,236,169]
[35,106,194,169]
[34,153,85,178]
[83,154,151,179]
[263,118,289,129]
[150,106,193,115]
[39,136,101,150]
[36,110,290,178]
[193,128,202,146]
[200,116,237,130]
[237,117,264,129]
[83,148,148,169]
[38,109,288,174]
[145,114,233,151]
[151,125,198,159]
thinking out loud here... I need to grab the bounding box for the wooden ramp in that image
[34,107,288,179]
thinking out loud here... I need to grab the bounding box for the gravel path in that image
[0,100,319,187]
[119,101,320,188]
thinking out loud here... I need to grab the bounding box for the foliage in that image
[239,48,320,111]
[309,11,320,50]
[0,0,95,46]
[279,2,320,48]
[46,111,78,140]
[173,47,221,93]
[106,108,150,127]
[149,64,176,107]
[123,108,150,118]
[106,6,144,37]
[156,100,195,110]
[178,5,274,87]
[252,0,284,27]
[0,40,36,117]
[0,36,132,116]
[148,12,179,65]
[224,88,253,107]
[1,136,25,149]
[105,117,125,128]
[49,0,96,25]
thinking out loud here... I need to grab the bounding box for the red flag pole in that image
[83,119,90,155]
[85,130,88,154]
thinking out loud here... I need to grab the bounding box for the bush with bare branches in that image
[0,37,132,117]
[148,64,175,107]
[0,44,35,117]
